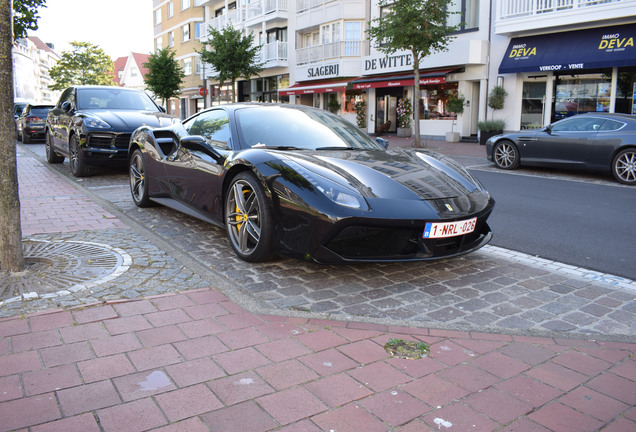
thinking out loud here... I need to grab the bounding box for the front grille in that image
[325,221,489,261]
[88,134,131,150]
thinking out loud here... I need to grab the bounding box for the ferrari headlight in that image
[82,116,111,129]
[286,160,368,210]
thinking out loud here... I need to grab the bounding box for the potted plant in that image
[445,94,465,142]
[477,119,506,145]
[479,85,507,145]
[354,100,366,129]
[327,95,341,114]
[396,97,412,137]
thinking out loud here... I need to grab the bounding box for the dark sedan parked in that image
[45,86,174,177]
[17,104,54,143]
[485,113,636,185]
[129,104,495,264]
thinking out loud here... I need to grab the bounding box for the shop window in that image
[554,76,611,120]
[521,81,546,129]
[343,91,364,114]
[419,83,459,119]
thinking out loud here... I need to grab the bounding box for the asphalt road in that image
[472,169,636,281]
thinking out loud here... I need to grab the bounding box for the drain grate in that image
[0,240,131,302]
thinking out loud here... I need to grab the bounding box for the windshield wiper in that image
[253,145,303,150]
[316,146,358,150]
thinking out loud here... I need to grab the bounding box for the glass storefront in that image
[554,74,611,120]
[419,83,459,119]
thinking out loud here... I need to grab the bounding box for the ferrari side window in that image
[184,109,230,149]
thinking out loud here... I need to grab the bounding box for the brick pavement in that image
[1,141,635,431]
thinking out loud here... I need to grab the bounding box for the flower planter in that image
[397,127,411,138]
[445,131,460,142]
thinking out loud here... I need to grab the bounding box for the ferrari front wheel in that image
[493,140,520,170]
[129,149,153,207]
[225,172,274,262]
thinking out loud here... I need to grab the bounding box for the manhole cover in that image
[0,240,131,302]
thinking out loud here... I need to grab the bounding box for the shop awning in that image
[499,23,636,74]
[278,78,353,96]
[351,69,454,90]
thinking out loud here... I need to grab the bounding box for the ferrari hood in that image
[283,148,484,201]
[80,110,174,132]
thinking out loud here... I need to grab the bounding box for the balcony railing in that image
[203,9,241,34]
[296,40,361,64]
[497,0,621,19]
[297,0,326,13]
[246,0,288,21]
[261,41,288,63]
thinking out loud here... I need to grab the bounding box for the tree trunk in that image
[0,0,25,272]
[412,50,422,148]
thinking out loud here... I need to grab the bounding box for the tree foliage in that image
[368,0,459,147]
[12,0,46,40]
[49,41,114,90]
[143,48,185,107]
[198,25,263,103]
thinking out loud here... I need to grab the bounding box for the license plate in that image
[423,218,477,239]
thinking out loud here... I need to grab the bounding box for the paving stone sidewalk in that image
[1,142,635,431]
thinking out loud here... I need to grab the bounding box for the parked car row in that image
[15,85,635,265]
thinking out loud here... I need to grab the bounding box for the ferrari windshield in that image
[235,106,385,151]
[77,88,159,111]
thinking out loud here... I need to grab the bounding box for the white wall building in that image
[194,0,636,140]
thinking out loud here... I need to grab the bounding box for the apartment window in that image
[195,57,202,75]
[182,24,191,42]
[195,22,203,39]
[344,22,361,56]
[183,58,192,75]
[155,37,162,52]
[321,22,341,45]
[447,0,479,31]
[154,9,162,25]
[168,1,174,18]
[168,31,174,47]
[181,0,190,11]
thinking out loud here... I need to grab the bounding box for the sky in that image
[31,0,154,59]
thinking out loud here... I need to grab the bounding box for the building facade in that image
[112,53,151,90]
[153,0,206,118]
[12,37,61,105]
[165,0,636,139]
[492,0,636,132]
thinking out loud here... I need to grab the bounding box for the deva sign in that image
[598,33,634,50]
[509,44,536,58]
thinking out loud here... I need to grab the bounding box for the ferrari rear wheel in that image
[225,172,274,262]
[129,149,153,207]
[69,135,89,177]
[612,149,636,185]
[493,140,520,170]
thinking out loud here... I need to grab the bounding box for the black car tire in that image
[69,135,89,177]
[493,140,520,170]
[22,132,31,144]
[612,148,636,185]
[16,127,22,142]
[225,172,274,262]
[45,131,64,164]
[129,149,153,207]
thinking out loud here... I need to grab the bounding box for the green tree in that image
[198,25,263,103]
[13,0,46,40]
[143,48,185,108]
[49,41,114,90]
[368,0,459,147]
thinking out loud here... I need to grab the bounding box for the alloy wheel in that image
[226,178,262,256]
[613,149,636,185]
[494,141,519,169]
